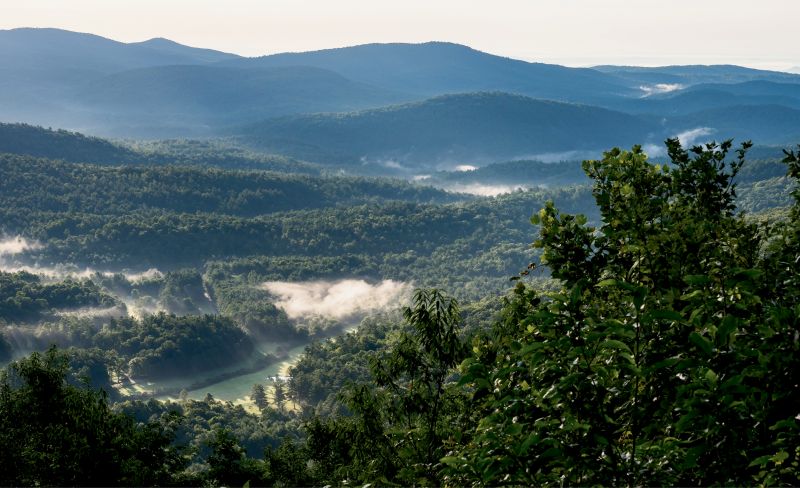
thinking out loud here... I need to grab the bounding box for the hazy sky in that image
[3,0,798,70]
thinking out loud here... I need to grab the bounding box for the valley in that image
[1,24,798,486]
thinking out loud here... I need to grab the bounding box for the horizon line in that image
[2,25,799,74]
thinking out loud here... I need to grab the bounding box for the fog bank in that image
[261,279,410,321]
[440,183,530,197]
[0,236,42,256]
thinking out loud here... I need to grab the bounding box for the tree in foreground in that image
[304,288,468,486]
[0,346,186,486]
[448,140,800,485]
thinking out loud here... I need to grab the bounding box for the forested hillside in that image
[0,122,322,173]
[0,153,458,217]
[2,140,798,485]
[1,25,798,488]
[237,92,656,166]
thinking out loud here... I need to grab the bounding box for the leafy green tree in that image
[304,289,468,485]
[273,378,287,412]
[204,427,268,487]
[448,139,800,486]
[251,383,268,410]
[0,346,186,486]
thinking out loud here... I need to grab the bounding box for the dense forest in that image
[2,138,798,485]
[2,24,799,486]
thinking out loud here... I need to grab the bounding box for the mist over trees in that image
[1,26,799,487]
[2,138,798,485]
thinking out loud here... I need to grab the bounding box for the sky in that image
[2,0,799,71]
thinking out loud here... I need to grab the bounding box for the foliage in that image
[0,270,117,324]
[447,140,800,485]
[94,312,255,379]
[0,153,457,219]
[288,313,401,412]
[251,383,268,410]
[0,347,185,486]
[302,289,468,485]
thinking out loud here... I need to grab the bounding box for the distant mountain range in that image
[235,92,658,168]
[0,27,799,169]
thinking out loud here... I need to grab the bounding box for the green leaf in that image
[440,456,461,466]
[647,309,683,322]
[732,268,763,280]
[689,332,713,356]
[716,315,738,346]
[748,455,773,468]
[520,433,540,454]
[538,447,562,460]
[772,451,789,465]
[676,412,697,433]
[684,274,711,285]
[601,339,632,355]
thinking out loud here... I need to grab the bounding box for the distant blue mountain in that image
[594,64,800,87]
[129,37,240,63]
[608,80,800,115]
[235,92,658,168]
[668,104,800,145]
[0,27,238,87]
[0,27,798,153]
[218,42,637,104]
[0,28,240,131]
[70,65,411,137]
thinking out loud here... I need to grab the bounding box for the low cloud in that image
[0,262,162,283]
[56,305,127,319]
[261,279,411,321]
[119,296,164,320]
[642,143,665,157]
[0,236,42,256]
[639,83,684,97]
[676,127,715,147]
[438,183,530,197]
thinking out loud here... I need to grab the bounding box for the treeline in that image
[0,122,321,173]
[2,311,256,382]
[0,153,458,218]
[3,140,799,485]
[233,140,800,486]
[4,179,594,286]
[0,122,140,164]
[0,270,117,324]
[95,313,255,380]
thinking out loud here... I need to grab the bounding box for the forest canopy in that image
[1,138,798,486]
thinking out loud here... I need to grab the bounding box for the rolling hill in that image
[0,122,140,163]
[70,65,411,137]
[1,28,798,150]
[669,104,800,144]
[0,122,319,173]
[221,41,637,104]
[609,80,800,115]
[594,64,800,88]
[0,28,241,132]
[235,92,658,168]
